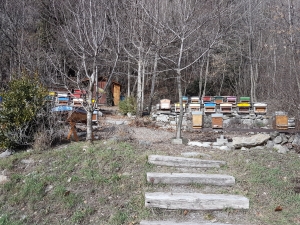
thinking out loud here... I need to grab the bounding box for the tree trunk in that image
[202,52,210,97]
[176,70,183,139]
[148,51,158,113]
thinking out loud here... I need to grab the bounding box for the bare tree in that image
[48,0,119,143]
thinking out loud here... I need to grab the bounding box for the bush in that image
[0,74,53,149]
[118,96,137,115]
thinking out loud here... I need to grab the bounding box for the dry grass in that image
[0,125,300,225]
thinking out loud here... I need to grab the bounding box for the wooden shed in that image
[96,78,121,106]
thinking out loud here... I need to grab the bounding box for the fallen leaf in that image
[275,206,283,211]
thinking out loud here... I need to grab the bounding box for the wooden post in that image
[67,122,79,142]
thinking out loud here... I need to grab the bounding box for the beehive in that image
[56,93,69,105]
[253,103,267,114]
[204,102,216,113]
[240,96,251,103]
[174,103,186,113]
[182,96,188,104]
[202,96,212,104]
[220,103,232,113]
[226,96,236,105]
[237,102,250,113]
[189,103,201,112]
[214,96,224,104]
[190,96,200,103]
[212,113,223,129]
[92,109,98,122]
[160,99,171,110]
[192,111,203,129]
[275,111,288,130]
[73,98,83,107]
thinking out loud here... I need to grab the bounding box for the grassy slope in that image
[0,140,300,225]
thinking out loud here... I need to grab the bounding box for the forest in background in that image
[1,0,300,118]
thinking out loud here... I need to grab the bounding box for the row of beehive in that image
[47,91,90,107]
[189,102,267,114]
[183,96,249,104]
[159,99,267,114]
[187,96,262,114]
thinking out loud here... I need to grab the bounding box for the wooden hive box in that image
[56,94,69,105]
[189,103,201,112]
[237,102,250,113]
[191,96,200,103]
[160,99,171,110]
[226,96,236,105]
[204,102,216,113]
[212,113,223,129]
[220,103,232,113]
[73,98,83,107]
[253,103,267,114]
[214,96,224,104]
[174,103,186,113]
[202,96,212,104]
[182,96,189,104]
[240,96,251,103]
[192,111,203,129]
[275,112,288,130]
[92,109,98,122]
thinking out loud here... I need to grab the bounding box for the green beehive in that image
[240,96,250,102]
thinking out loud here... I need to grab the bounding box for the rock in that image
[45,185,53,193]
[181,152,212,158]
[0,175,9,184]
[288,135,295,143]
[280,134,288,144]
[139,140,152,146]
[188,142,211,148]
[266,140,274,149]
[270,131,279,140]
[250,146,265,150]
[292,134,300,146]
[232,133,270,149]
[273,135,283,144]
[242,119,253,126]
[214,146,232,151]
[0,150,13,158]
[274,144,289,154]
[286,143,293,149]
[156,114,169,122]
[21,159,35,164]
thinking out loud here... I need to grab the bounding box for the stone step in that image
[145,192,249,210]
[140,221,244,225]
[147,172,235,186]
[148,155,226,168]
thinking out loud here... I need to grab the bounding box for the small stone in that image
[0,150,13,158]
[274,144,289,154]
[266,140,274,149]
[0,175,9,184]
[273,136,282,144]
[21,159,34,164]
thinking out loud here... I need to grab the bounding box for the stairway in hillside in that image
[141,154,250,225]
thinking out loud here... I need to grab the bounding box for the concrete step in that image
[147,172,235,186]
[145,192,249,210]
[140,221,245,225]
[148,155,226,168]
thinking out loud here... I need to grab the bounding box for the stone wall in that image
[151,109,272,130]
